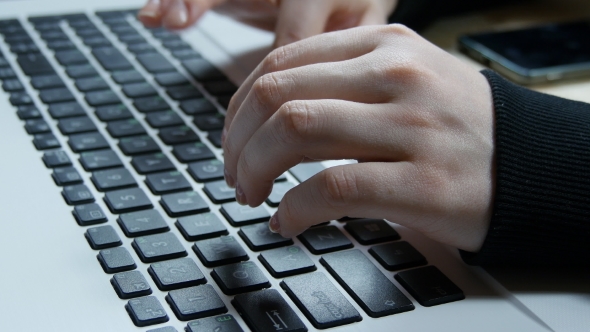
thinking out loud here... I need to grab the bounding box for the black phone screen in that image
[466,21,590,70]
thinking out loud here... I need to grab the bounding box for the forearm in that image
[461,70,590,266]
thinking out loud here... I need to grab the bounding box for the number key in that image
[125,296,169,327]
[132,232,187,263]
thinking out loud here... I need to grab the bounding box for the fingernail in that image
[269,213,280,233]
[236,183,247,205]
[163,0,188,28]
[224,168,235,188]
[138,0,161,18]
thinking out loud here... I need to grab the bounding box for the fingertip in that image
[138,0,163,26]
[269,213,280,233]
[162,0,203,30]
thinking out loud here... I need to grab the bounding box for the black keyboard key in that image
[0,67,16,80]
[203,180,235,204]
[46,39,75,51]
[369,241,427,271]
[187,159,224,182]
[85,90,120,106]
[321,249,414,317]
[137,53,175,73]
[132,232,187,263]
[298,226,353,255]
[43,150,72,168]
[39,87,75,104]
[2,78,24,92]
[84,36,112,48]
[203,80,238,96]
[107,119,147,138]
[207,130,222,148]
[119,33,145,45]
[220,202,271,227]
[344,219,400,245]
[55,49,87,66]
[48,101,85,119]
[127,43,156,55]
[193,236,248,267]
[17,105,42,120]
[58,116,97,135]
[395,266,465,307]
[133,95,170,113]
[155,71,189,87]
[239,222,293,251]
[76,28,102,38]
[148,257,206,291]
[118,209,169,237]
[126,296,169,327]
[232,289,307,332]
[105,187,153,213]
[24,119,51,134]
[74,203,108,226]
[91,167,137,191]
[92,47,133,71]
[95,104,133,121]
[281,272,361,329]
[112,69,144,84]
[185,315,243,332]
[159,126,199,145]
[52,166,83,186]
[179,98,217,116]
[66,64,98,78]
[146,110,184,128]
[17,53,54,76]
[31,74,65,90]
[68,132,110,152]
[266,181,295,207]
[172,142,215,163]
[194,113,224,131]
[161,39,191,50]
[160,191,209,217]
[79,149,123,171]
[62,184,94,205]
[86,225,122,249]
[212,261,270,295]
[98,247,137,273]
[216,96,232,109]
[10,92,34,106]
[75,77,109,92]
[166,285,227,322]
[258,246,316,278]
[111,270,152,299]
[122,82,157,98]
[176,213,228,241]
[33,133,61,150]
[119,136,160,156]
[289,162,324,183]
[166,84,202,100]
[146,171,191,195]
[10,42,39,54]
[132,153,175,174]
[182,58,226,81]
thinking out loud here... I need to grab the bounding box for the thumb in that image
[272,0,333,48]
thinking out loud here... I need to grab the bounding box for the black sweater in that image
[390,2,590,266]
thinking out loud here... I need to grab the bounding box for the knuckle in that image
[261,46,288,75]
[275,101,318,145]
[252,73,285,111]
[319,167,360,208]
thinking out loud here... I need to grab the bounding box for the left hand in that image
[221,25,496,253]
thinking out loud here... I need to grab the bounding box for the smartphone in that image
[458,20,590,84]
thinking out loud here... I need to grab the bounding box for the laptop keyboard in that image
[0,9,465,331]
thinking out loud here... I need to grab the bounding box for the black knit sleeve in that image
[460,70,590,266]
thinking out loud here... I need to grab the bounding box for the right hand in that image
[137,0,398,47]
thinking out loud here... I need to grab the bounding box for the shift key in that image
[320,249,414,317]
[280,272,361,329]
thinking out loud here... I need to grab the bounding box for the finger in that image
[223,55,391,188]
[138,0,223,29]
[236,100,404,206]
[223,25,382,136]
[269,162,417,238]
[272,0,332,48]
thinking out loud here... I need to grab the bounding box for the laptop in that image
[0,0,586,331]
